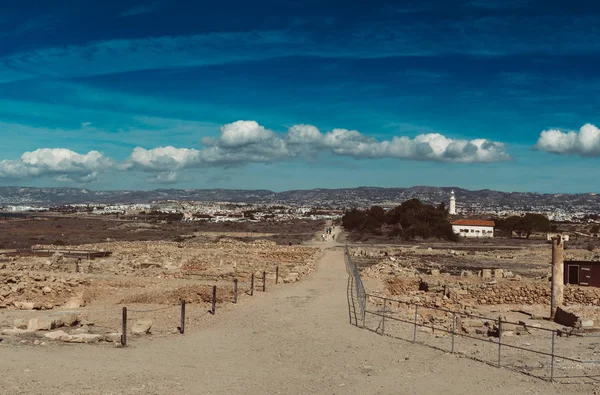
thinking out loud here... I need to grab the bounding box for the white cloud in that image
[218,120,275,148]
[534,124,600,156]
[0,148,114,183]
[125,120,509,182]
[120,2,160,17]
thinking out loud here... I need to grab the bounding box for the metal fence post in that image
[250,273,254,296]
[276,265,279,284]
[451,313,456,353]
[381,298,387,336]
[551,330,556,382]
[413,305,418,343]
[497,317,503,368]
[233,279,238,304]
[121,307,127,347]
[180,300,185,334]
[262,271,266,292]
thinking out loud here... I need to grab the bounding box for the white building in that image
[451,219,495,238]
[449,190,456,215]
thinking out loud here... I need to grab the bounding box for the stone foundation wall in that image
[387,276,600,307]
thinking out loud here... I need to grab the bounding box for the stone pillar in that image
[550,235,564,319]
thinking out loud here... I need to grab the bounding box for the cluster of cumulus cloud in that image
[534,123,600,157]
[0,119,528,184]
[0,148,113,183]
[125,121,510,182]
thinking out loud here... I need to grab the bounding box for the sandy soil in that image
[0,238,595,394]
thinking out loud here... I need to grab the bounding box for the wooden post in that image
[180,300,185,334]
[262,271,266,292]
[250,273,254,296]
[551,236,564,319]
[275,265,279,284]
[121,307,127,347]
[211,286,217,315]
[233,279,238,304]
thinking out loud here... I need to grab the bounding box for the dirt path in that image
[0,247,589,395]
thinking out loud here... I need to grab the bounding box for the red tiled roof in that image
[451,219,495,227]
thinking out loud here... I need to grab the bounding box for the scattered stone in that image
[62,297,83,309]
[65,333,103,344]
[429,269,440,276]
[131,320,153,335]
[479,269,492,279]
[44,330,70,340]
[13,301,35,310]
[1,328,35,336]
[104,332,122,343]
[13,318,28,329]
[27,317,55,331]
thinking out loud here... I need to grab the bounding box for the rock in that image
[65,334,103,344]
[418,326,433,334]
[283,273,300,283]
[33,339,41,345]
[44,330,69,340]
[13,318,28,329]
[62,297,83,309]
[475,328,488,335]
[131,320,153,335]
[70,326,89,335]
[493,269,504,278]
[55,314,80,327]
[1,328,35,336]
[460,270,473,277]
[480,269,492,279]
[42,286,52,294]
[554,306,579,327]
[27,317,56,331]
[580,319,594,328]
[104,332,122,343]
[13,301,35,310]
[429,269,440,276]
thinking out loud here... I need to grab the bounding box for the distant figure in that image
[332,234,335,241]
[322,233,325,241]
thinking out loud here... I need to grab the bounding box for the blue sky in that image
[1,0,600,192]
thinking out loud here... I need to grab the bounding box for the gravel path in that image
[0,246,593,394]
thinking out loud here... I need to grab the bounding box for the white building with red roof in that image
[451,219,495,238]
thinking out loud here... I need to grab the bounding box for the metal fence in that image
[345,246,600,384]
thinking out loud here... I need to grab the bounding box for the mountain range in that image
[0,186,599,211]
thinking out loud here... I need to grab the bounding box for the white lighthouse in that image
[449,190,456,215]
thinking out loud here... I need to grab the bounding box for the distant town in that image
[1,186,600,223]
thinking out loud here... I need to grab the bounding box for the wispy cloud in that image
[1,13,599,84]
[120,2,160,17]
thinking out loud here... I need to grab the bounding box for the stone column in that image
[550,235,564,319]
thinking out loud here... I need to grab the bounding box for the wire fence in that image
[0,266,282,347]
[344,246,600,384]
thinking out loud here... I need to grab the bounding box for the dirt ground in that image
[2,244,597,395]
[0,215,324,249]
